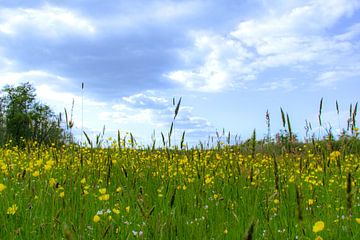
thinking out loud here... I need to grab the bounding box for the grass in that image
[0,100,359,239]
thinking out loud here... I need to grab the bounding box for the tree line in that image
[0,82,70,147]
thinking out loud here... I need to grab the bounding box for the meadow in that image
[0,103,360,239]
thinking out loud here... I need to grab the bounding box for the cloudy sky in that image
[0,0,359,146]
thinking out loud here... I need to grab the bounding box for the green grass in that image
[0,133,359,239]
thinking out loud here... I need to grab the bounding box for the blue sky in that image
[0,0,359,146]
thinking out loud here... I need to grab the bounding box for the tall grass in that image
[0,99,359,239]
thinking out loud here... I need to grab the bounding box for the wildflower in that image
[7,204,18,215]
[59,192,65,198]
[288,176,295,183]
[0,183,6,192]
[80,178,86,184]
[356,218,360,224]
[308,199,315,206]
[224,228,228,235]
[49,178,56,187]
[116,187,122,193]
[32,171,40,177]
[98,194,110,201]
[44,164,52,171]
[315,236,323,240]
[312,221,325,233]
[99,188,107,194]
[330,151,341,161]
[274,199,280,205]
[93,215,101,223]
[112,208,120,215]
[125,206,130,213]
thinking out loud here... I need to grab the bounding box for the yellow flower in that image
[330,151,341,161]
[98,194,110,201]
[99,188,107,194]
[274,199,280,205]
[80,178,86,184]
[112,208,120,215]
[49,178,56,187]
[315,236,323,240]
[32,171,40,177]
[44,164,52,171]
[116,187,122,193]
[288,175,295,183]
[308,199,315,206]
[0,183,6,192]
[224,228,228,235]
[93,215,101,223]
[125,206,130,213]
[312,221,325,233]
[356,218,360,224]
[7,204,18,215]
[59,192,65,198]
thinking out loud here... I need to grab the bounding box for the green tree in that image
[1,82,66,146]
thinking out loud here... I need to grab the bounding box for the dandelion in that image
[7,204,18,215]
[0,183,6,192]
[93,215,101,223]
[312,221,325,233]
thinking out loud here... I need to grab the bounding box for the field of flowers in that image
[0,132,359,239]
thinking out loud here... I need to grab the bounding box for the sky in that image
[0,0,359,146]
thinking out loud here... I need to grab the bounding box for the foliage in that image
[0,82,66,146]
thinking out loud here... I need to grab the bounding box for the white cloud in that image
[0,70,70,89]
[166,0,360,92]
[316,67,360,86]
[335,22,360,41]
[99,91,214,142]
[166,32,255,92]
[0,5,96,38]
[258,79,297,91]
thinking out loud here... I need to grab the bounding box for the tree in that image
[1,82,66,146]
